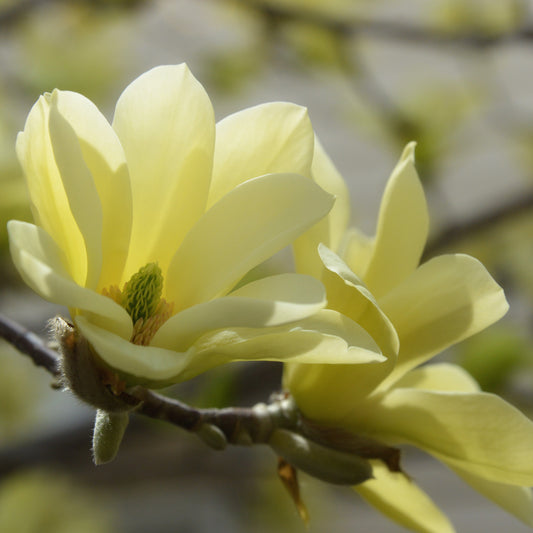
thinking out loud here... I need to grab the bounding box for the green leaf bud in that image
[268,429,373,486]
[93,410,129,465]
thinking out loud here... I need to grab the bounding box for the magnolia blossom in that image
[285,143,533,532]
[8,64,385,387]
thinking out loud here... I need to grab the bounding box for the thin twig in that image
[423,191,533,260]
[232,0,533,48]
[0,313,60,377]
[0,0,56,29]
[0,314,283,445]
[0,312,399,482]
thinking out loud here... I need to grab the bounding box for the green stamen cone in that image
[122,262,163,323]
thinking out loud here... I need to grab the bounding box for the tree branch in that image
[0,312,400,484]
[0,313,60,377]
[423,191,533,260]
[0,313,272,442]
[233,0,533,48]
[0,0,56,29]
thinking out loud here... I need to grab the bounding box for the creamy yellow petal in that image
[112,64,215,281]
[8,221,131,339]
[151,273,326,351]
[393,363,480,393]
[16,94,87,285]
[77,308,382,386]
[75,316,188,386]
[283,307,393,422]
[189,309,384,383]
[450,465,533,527]
[363,143,429,299]
[340,227,374,279]
[362,389,533,486]
[209,102,314,207]
[48,95,103,290]
[378,254,508,389]
[311,138,351,250]
[293,137,351,277]
[286,359,394,423]
[166,173,334,311]
[52,90,132,291]
[319,244,399,358]
[355,462,455,533]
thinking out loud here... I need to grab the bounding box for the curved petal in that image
[378,254,508,389]
[75,316,189,386]
[363,143,429,299]
[340,227,374,279]
[355,462,455,533]
[450,465,533,527]
[191,309,385,384]
[8,221,132,339]
[319,244,399,358]
[209,102,314,207]
[77,309,383,386]
[283,309,392,423]
[392,363,480,393]
[48,94,103,290]
[16,94,86,285]
[166,173,334,311]
[361,388,533,486]
[293,137,351,277]
[151,273,326,351]
[52,90,132,291]
[112,64,215,281]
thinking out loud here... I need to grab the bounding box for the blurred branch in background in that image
[228,0,533,46]
[424,191,533,259]
[0,0,51,30]
[0,0,147,30]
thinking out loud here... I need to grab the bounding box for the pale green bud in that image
[93,410,129,465]
[195,423,228,450]
[268,429,373,486]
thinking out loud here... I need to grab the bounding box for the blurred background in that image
[2,0,533,531]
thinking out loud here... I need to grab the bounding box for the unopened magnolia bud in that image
[268,429,373,486]
[93,410,129,465]
[196,423,228,450]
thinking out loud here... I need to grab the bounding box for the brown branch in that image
[0,0,146,29]
[0,313,268,442]
[232,0,533,48]
[0,314,292,445]
[423,191,533,260]
[0,0,57,29]
[0,313,60,377]
[0,312,399,482]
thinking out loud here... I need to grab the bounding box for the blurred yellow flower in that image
[8,64,384,387]
[285,143,533,531]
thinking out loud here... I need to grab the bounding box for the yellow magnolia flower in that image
[8,64,384,388]
[285,143,533,532]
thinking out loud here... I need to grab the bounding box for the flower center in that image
[102,262,174,346]
[122,262,163,324]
